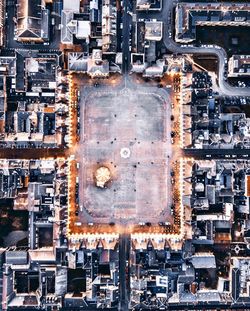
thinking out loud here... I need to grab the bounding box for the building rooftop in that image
[175,3,250,42]
[16,0,49,42]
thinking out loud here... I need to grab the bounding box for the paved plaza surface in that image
[76,85,173,225]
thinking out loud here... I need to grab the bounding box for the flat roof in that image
[63,0,80,11]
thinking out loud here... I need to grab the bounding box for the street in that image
[119,233,130,311]
[184,148,250,159]
[122,0,132,74]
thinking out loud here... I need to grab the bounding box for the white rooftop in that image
[63,0,80,12]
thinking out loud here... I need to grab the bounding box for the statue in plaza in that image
[95,166,111,188]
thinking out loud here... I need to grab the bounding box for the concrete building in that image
[228,55,250,77]
[130,20,166,77]
[230,257,250,302]
[0,50,68,149]
[0,0,5,46]
[175,3,250,43]
[68,50,110,78]
[102,0,117,53]
[60,0,81,44]
[15,0,50,42]
[136,0,162,11]
[182,72,250,149]
[145,21,163,42]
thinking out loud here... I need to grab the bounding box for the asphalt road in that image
[184,148,250,159]
[119,234,130,311]
[0,147,66,159]
[122,0,132,73]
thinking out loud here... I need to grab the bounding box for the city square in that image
[75,83,173,226]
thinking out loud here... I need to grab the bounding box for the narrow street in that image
[122,0,131,74]
[119,233,130,311]
[0,147,67,159]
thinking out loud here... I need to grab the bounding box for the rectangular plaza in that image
[76,87,173,226]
